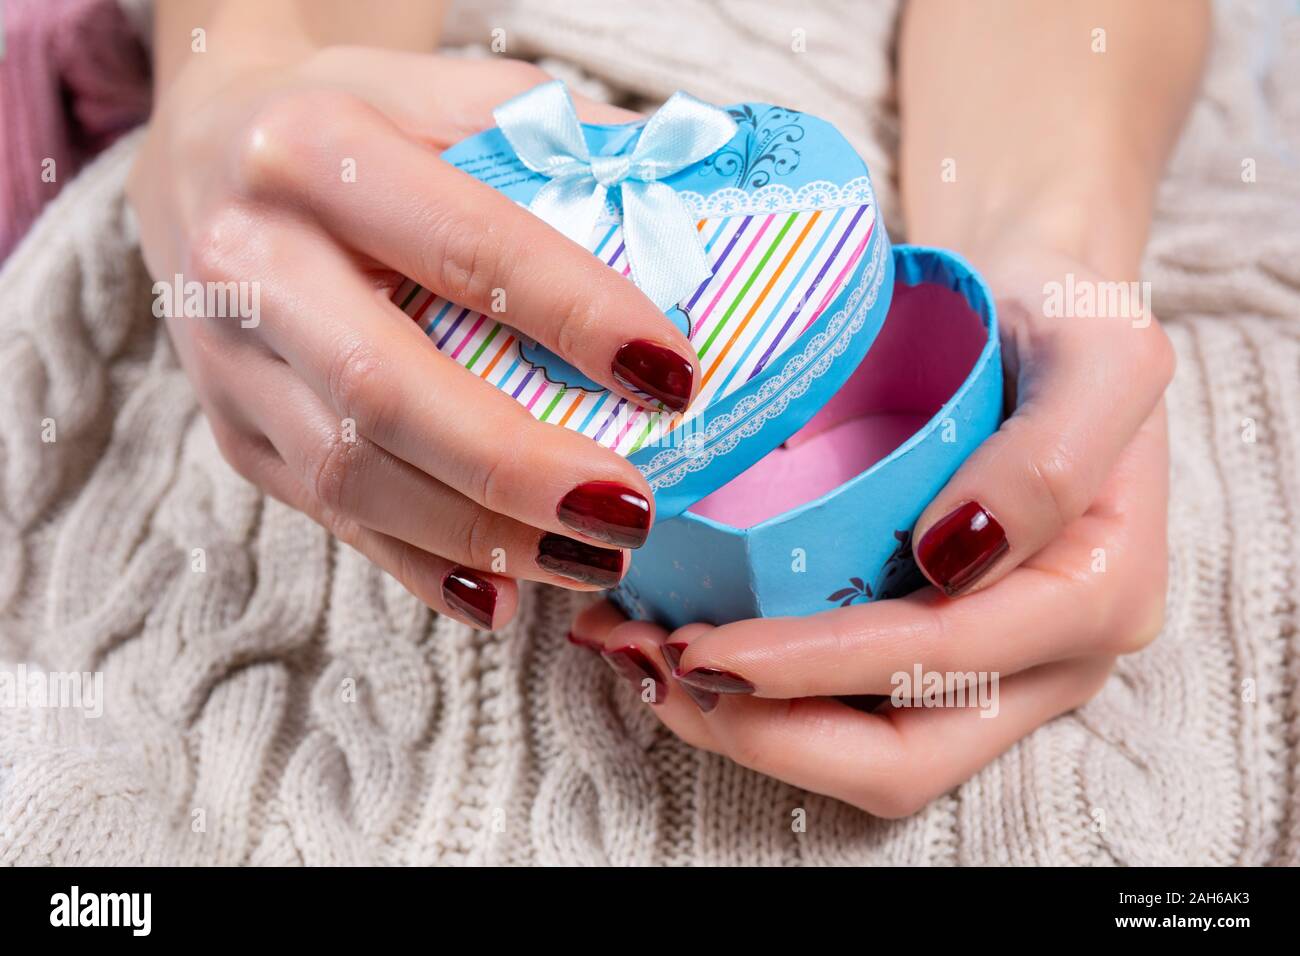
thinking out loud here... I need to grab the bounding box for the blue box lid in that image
[392,90,895,520]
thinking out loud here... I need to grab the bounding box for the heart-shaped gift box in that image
[392,82,1002,626]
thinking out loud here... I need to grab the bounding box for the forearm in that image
[898,0,1209,277]
[153,0,447,91]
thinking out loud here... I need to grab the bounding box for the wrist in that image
[904,143,1154,281]
[154,0,325,95]
[153,0,445,98]
[154,36,318,117]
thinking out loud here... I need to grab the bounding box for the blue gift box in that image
[392,83,1002,626]
[613,245,1001,628]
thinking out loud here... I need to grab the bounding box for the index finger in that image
[238,89,701,413]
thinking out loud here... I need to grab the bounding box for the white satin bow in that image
[493,81,738,311]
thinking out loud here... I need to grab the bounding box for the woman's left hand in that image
[569,249,1174,818]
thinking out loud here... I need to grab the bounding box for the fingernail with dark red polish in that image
[612,339,695,413]
[675,667,755,695]
[442,566,497,629]
[661,643,717,711]
[537,533,624,588]
[915,500,1008,597]
[557,481,652,549]
[567,631,604,654]
[660,641,687,671]
[603,645,668,703]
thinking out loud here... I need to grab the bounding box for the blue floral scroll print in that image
[827,530,929,607]
[701,105,805,189]
[518,304,693,393]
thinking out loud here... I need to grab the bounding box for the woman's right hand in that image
[128,47,698,630]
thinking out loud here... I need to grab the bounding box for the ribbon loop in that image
[493,81,738,311]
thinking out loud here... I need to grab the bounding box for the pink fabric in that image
[689,281,987,528]
[0,0,150,261]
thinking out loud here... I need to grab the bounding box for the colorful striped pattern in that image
[392,203,875,456]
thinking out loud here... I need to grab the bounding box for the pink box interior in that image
[689,281,989,529]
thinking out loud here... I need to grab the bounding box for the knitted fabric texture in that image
[0,0,1297,864]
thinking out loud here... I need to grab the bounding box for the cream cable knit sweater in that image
[1,0,1297,866]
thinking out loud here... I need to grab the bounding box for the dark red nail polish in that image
[612,339,695,412]
[660,641,688,672]
[567,631,604,654]
[660,643,717,711]
[442,566,497,629]
[557,481,652,549]
[537,533,624,588]
[915,500,1009,596]
[675,667,755,695]
[679,682,719,713]
[602,645,668,703]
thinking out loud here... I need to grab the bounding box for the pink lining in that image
[688,281,988,529]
